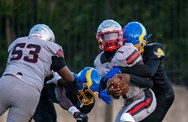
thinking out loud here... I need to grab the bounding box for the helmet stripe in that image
[139,24,147,42]
[86,68,93,87]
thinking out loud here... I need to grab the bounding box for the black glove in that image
[74,112,88,122]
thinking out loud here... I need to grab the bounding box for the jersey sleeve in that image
[51,56,66,71]
[56,48,64,58]
[144,42,165,59]
[50,43,66,71]
[51,43,65,59]
[115,44,143,67]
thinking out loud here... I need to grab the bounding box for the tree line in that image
[0,0,187,85]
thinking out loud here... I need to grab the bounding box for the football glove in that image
[74,112,88,122]
[103,66,121,82]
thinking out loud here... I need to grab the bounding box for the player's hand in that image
[74,112,88,122]
[106,82,121,99]
[46,72,61,84]
[103,66,121,82]
[99,89,111,104]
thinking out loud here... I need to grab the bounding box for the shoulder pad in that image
[115,45,142,66]
[115,44,138,60]
[145,42,165,58]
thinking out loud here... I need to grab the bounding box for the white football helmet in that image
[29,24,55,42]
[96,19,123,52]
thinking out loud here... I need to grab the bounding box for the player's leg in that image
[115,89,156,122]
[130,89,156,121]
[5,75,40,122]
[33,83,57,122]
[47,100,57,122]
[140,92,175,122]
[0,76,10,115]
[46,83,57,121]
[33,93,57,122]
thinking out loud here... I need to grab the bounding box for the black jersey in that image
[143,41,174,96]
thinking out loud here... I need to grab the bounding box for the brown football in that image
[109,74,129,95]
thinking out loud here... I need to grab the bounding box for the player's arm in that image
[106,64,153,88]
[129,74,153,88]
[118,65,153,88]
[119,64,153,78]
[143,42,165,76]
[55,79,74,110]
[51,56,74,84]
[55,80,88,122]
[98,77,111,104]
[144,58,161,77]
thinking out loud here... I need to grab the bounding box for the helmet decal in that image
[139,24,147,43]
[86,68,93,87]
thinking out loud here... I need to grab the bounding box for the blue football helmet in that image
[123,21,149,54]
[76,67,102,106]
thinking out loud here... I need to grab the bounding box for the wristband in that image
[68,106,80,116]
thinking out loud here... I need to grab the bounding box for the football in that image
[107,74,129,95]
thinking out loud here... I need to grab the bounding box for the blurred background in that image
[0,0,187,122]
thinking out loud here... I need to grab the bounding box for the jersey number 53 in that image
[10,43,41,63]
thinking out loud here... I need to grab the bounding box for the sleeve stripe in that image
[57,49,64,58]
[126,50,140,64]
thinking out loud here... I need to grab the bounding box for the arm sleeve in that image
[51,56,66,71]
[98,78,106,93]
[130,74,153,88]
[119,64,153,78]
[144,58,161,77]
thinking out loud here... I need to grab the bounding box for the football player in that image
[33,67,101,122]
[0,24,75,122]
[122,21,175,122]
[94,19,156,122]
